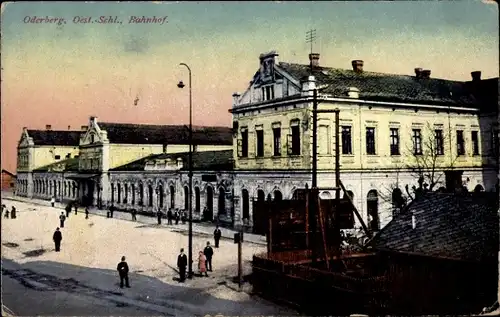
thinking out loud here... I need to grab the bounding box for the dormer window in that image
[262,85,274,101]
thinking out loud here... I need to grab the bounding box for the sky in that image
[1,1,498,173]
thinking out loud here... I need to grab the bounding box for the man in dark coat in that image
[53,228,62,252]
[10,206,17,219]
[74,203,78,215]
[117,256,130,288]
[213,226,222,248]
[85,207,89,219]
[174,210,180,225]
[131,209,137,221]
[177,248,188,282]
[59,212,66,228]
[65,204,71,218]
[157,210,162,225]
[109,205,115,218]
[203,241,214,272]
[167,209,173,225]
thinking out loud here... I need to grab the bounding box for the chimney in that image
[22,127,27,133]
[67,125,71,130]
[309,53,320,68]
[414,68,423,78]
[351,60,364,73]
[471,71,481,81]
[421,69,431,79]
[45,125,52,130]
[90,116,97,124]
[81,125,88,131]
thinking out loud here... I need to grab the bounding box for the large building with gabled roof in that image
[229,51,498,232]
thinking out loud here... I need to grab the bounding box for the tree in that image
[380,123,459,215]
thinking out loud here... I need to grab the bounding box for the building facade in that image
[1,169,16,192]
[229,51,498,231]
[15,52,498,233]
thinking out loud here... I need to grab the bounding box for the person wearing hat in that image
[53,228,62,252]
[177,248,188,282]
[116,256,130,288]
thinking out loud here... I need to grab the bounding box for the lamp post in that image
[177,63,194,279]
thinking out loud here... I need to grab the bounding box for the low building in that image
[372,192,499,314]
[1,169,16,192]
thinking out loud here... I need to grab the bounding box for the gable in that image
[18,130,33,148]
[80,123,106,146]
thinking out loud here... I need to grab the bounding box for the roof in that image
[98,122,232,145]
[1,169,16,177]
[111,150,234,172]
[33,157,80,172]
[27,130,81,146]
[278,62,497,108]
[372,192,499,263]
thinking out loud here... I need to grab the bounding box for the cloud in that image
[481,0,498,5]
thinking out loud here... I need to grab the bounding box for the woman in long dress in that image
[198,251,208,277]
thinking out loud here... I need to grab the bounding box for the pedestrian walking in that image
[181,210,187,224]
[51,197,56,207]
[74,203,78,215]
[109,205,115,218]
[167,209,173,225]
[85,207,89,219]
[10,206,17,219]
[4,207,9,219]
[213,226,222,248]
[198,251,208,277]
[116,256,130,288]
[177,248,187,282]
[157,210,162,225]
[131,209,137,221]
[65,204,71,218]
[53,227,62,252]
[59,212,66,228]
[174,210,180,225]
[203,241,214,272]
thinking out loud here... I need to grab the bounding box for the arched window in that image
[131,184,136,205]
[72,183,76,198]
[148,184,153,207]
[117,183,122,203]
[242,189,250,219]
[218,187,226,215]
[139,183,144,205]
[274,190,282,201]
[124,184,128,204]
[391,188,404,217]
[257,189,265,201]
[170,185,175,208]
[184,186,189,210]
[158,185,164,208]
[195,187,200,213]
[367,190,379,231]
[474,184,484,192]
[111,183,115,203]
[205,186,214,221]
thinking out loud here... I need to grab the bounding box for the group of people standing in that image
[2,204,17,219]
[176,226,222,282]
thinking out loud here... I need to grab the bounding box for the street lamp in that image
[178,62,194,279]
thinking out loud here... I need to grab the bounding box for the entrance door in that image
[87,181,95,206]
[205,186,213,221]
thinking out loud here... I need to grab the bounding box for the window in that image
[366,127,376,155]
[256,130,264,157]
[55,155,61,160]
[262,85,274,101]
[435,129,444,155]
[456,130,465,156]
[390,128,400,155]
[412,129,422,155]
[290,123,301,155]
[90,134,95,143]
[273,127,281,156]
[341,126,352,155]
[471,131,479,155]
[240,129,248,157]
